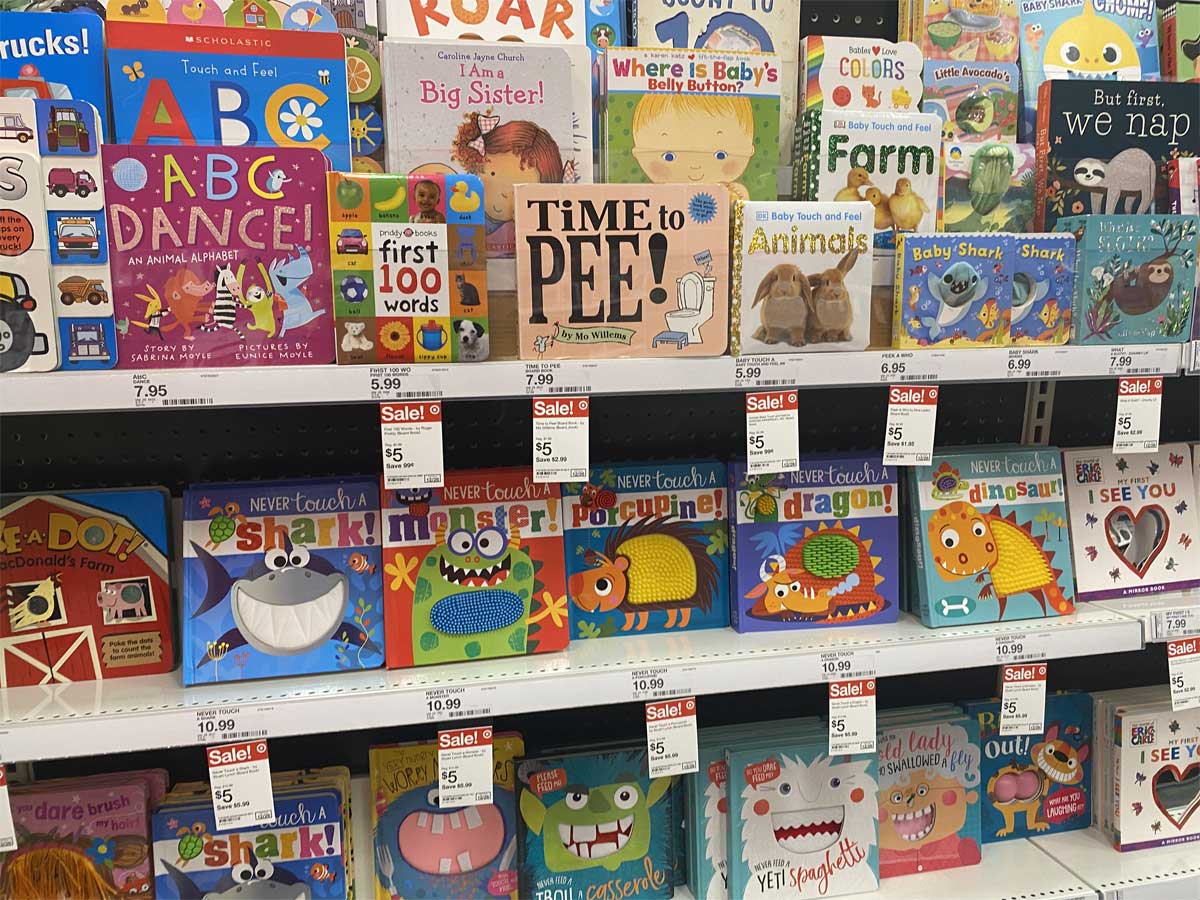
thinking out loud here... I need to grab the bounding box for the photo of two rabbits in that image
[751,249,860,346]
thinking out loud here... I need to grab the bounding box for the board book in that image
[914,0,1019,64]
[1161,1,1200,81]
[908,447,1077,626]
[732,200,874,355]
[585,0,624,159]
[515,182,730,359]
[921,60,1019,144]
[729,457,899,633]
[1061,444,1200,602]
[1010,234,1074,345]
[103,144,335,368]
[1166,158,1200,215]
[562,460,730,639]
[381,468,569,668]
[380,0,585,42]
[181,477,383,685]
[327,171,488,364]
[603,46,782,201]
[801,36,925,121]
[0,488,174,687]
[941,141,1035,234]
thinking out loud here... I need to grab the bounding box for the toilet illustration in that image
[654,271,715,349]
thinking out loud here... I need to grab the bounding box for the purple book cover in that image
[729,456,899,632]
[102,145,335,368]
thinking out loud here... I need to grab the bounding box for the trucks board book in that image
[0,145,58,373]
[0,488,173,687]
[516,748,674,900]
[1009,234,1074,345]
[105,21,352,171]
[327,171,488,364]
[381,468,569,669]
[381,40,589,260]
[103,144,336,368]
[1061,444,1200,602]
[562,460,730,639]
[380,0,585,42]
[634,1,800,169]
[941,141,1035,234]
[732,200,874,355]
[181,477,383,685]
[1112,703,1200,851]
[893,233,1013,348]
[515,182,730,359]
[729,457,900,633]
[797,109,941,250]
[921,60,1019,143]
[908,447,1077,626]
[917,0,1019,64]
[603,46,782,202]
[1034,81,1200,232]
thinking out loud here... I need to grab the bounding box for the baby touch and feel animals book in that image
[731,201,874,355]
[941,141,1035,234]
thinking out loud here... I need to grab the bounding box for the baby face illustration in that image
[878,769,976,850]
[631,98,756,188]
[481,153,532,223]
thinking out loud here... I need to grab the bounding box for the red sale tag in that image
[883,384,938,466]
[1113,377,1162,453]
[207,739,276,831]
[438,725,494,807]
[828,678,876,754]
[380,401,444,489]
[532,396,589,483]
[745,390,799,474]
[1168,638,1200,711]
[1000,663,1047,735]
[646,697,698,777]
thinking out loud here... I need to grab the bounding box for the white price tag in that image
[745,391,799,475]
[524,362,593,396]
[878,351,915,382]
[734,355,797,389]
[424,687,492,723]
[646,697,699,777]
[828,678,877,755]
[1107,347,1163,376]
[368,365,443,401]
[1000,663,1047,735]
[1113,377,1162,454]
[1005,348,1039,378]
[629,666,695,701]
[1168,638,1200,711]
[194,706,268,745]
[438,725,494,807]
[819,650,877,683]
[993,632,1049,665]
[532,396,589,483]
[380,402,444,489]
[130,372,171,408]
[0,768,16,852]
[207,740,276,831]
[883,385,938,466]
[1160,608,1200,640]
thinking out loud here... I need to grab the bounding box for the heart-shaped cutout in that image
[1152,763,1200,831]
[872,46,881,55]
[1105,505,1168,577]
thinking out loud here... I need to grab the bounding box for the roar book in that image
[381,0,585,42]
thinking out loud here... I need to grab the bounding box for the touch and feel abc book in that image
[0,489,174,688]
[326,171,489,365]
[940,141,1035,234]
[603,46,782,201]
[561,461,730,640]
[732,200,874,355]
[516,748,675,900]
[908,448,1077,627]
[381,469,568,668]
[371,734,525,899]
[103,145,335,368]
[1009,234,1074,346]
[1061,444,1200,602]
[181,477,383,685]
[729,457,900,633]
[962,692,1092,842]
[514,182,730,359]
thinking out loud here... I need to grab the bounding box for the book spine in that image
[891,236,906,348]
[731,200,744,356]
[1161,5,1177,80]
[1033,80,1051,231]
[727,472,742,633]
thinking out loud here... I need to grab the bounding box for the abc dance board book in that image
[381,468,569,668]
[941,141,1035,234]
[922,60,1019,144]
[516,748,675,900]
[380,0,585,41]
[105,21,352,171]
[603,46,782,202]
[561,461,730,639]
[1035,81,1200,232]
[327,171,488,364]
[1061,444,1200,602]
[181,477,383,685]
[515,182,730,359]
[962,693,1093,842]
[0,488,174,688]
[732,200,874,355]
[371,734,525,899]
[1009,234,1074,345]
[729,457,899,633]
[893,233,1013,348]
[103,144,335,368]
[908,447,1077,627]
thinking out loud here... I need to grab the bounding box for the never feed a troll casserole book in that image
[182,478,383,685]
[382,469,568,668]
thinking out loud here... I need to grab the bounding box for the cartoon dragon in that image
[986,723,1088,837]
[264,247,325,336]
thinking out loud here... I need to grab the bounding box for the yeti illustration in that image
[703,771,728,899]
[1072,149,1156,214]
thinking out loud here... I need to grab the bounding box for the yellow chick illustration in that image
[1038,299,1061,328]
[7,573,59,630]
[449,180,481,214]
[866,187,893,230]
[976,298,999,329]
[834,167,873,202]
[887,178,929,231]
[891,86,912,109]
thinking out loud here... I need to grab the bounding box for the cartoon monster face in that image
[395,787,507,875]
[928,501,997,580]
[1032,738,1087,787]
[878,769,976,850]
[936,263,982,306]
[569,552,629,613]
[1043,0,1141,81]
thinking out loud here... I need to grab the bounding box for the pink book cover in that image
[103,145,335,368]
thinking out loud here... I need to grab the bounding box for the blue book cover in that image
[562,461,730,639]
[962,693,1093,842]
[585,0,623,159]
[181,477,383,684]
[105,20,351,170]
[1010,234,1074,345]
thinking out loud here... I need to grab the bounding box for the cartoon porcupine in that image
[568,515,719,631]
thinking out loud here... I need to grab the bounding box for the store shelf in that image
[1034,828,1200,900]
[0,343,1184,415]
[1094,589,1200,642]
[0,607,1140,762]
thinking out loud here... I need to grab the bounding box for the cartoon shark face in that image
[937,263,982,306]
[163,853,312,899]
[1043,0,1141,81]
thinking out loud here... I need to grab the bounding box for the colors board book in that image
[801,36,925,120]
[921,60,1019,144]
[941,141,1035,234]
[1010,234,1074,345]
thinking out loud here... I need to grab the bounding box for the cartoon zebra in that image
[200,263,247,340]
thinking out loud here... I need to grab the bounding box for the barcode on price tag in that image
[1000,663,1047,735]
[1005,348,1038,378]
[746,391,799,475]
[734,355,798,389]
[438,725,494,807]
[828,678,876,754]
[380,402,444,489]
[207,740,276,831]
[1113,377,1162,454]
[1168,638,1200,711]
[1160,608,1200,640]
[368,366,443,401]
[883,385,938,466]
[646,697,698,777]
[994,633,1049,665]
[0,768,15,852]
[532,396,589,483]
[194,706,268,745]
[819,650,877,683]
[630,666,695,701]
[425,687,492,723]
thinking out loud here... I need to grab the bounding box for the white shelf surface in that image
[1034,828,1200,900]
[0,607,1140,762]
[0,343,1184,414]
[1094,589,1200,643]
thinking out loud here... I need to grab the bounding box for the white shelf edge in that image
[1034,828,1200,900]
[1093,588,1200,643]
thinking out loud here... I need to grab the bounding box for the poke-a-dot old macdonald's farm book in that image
[381,469,569,669]
[602,46,782,202]
[103,145,335,369]
[0,489,174,688]
[515,182,730,359]
[181,477,383,686]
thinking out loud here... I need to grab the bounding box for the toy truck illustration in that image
[56,217,100,258]
[0,272,51,372]
[47,168,97,198]
[45,106,91,153]
[0,112,34,143]
[58,275,108,305]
